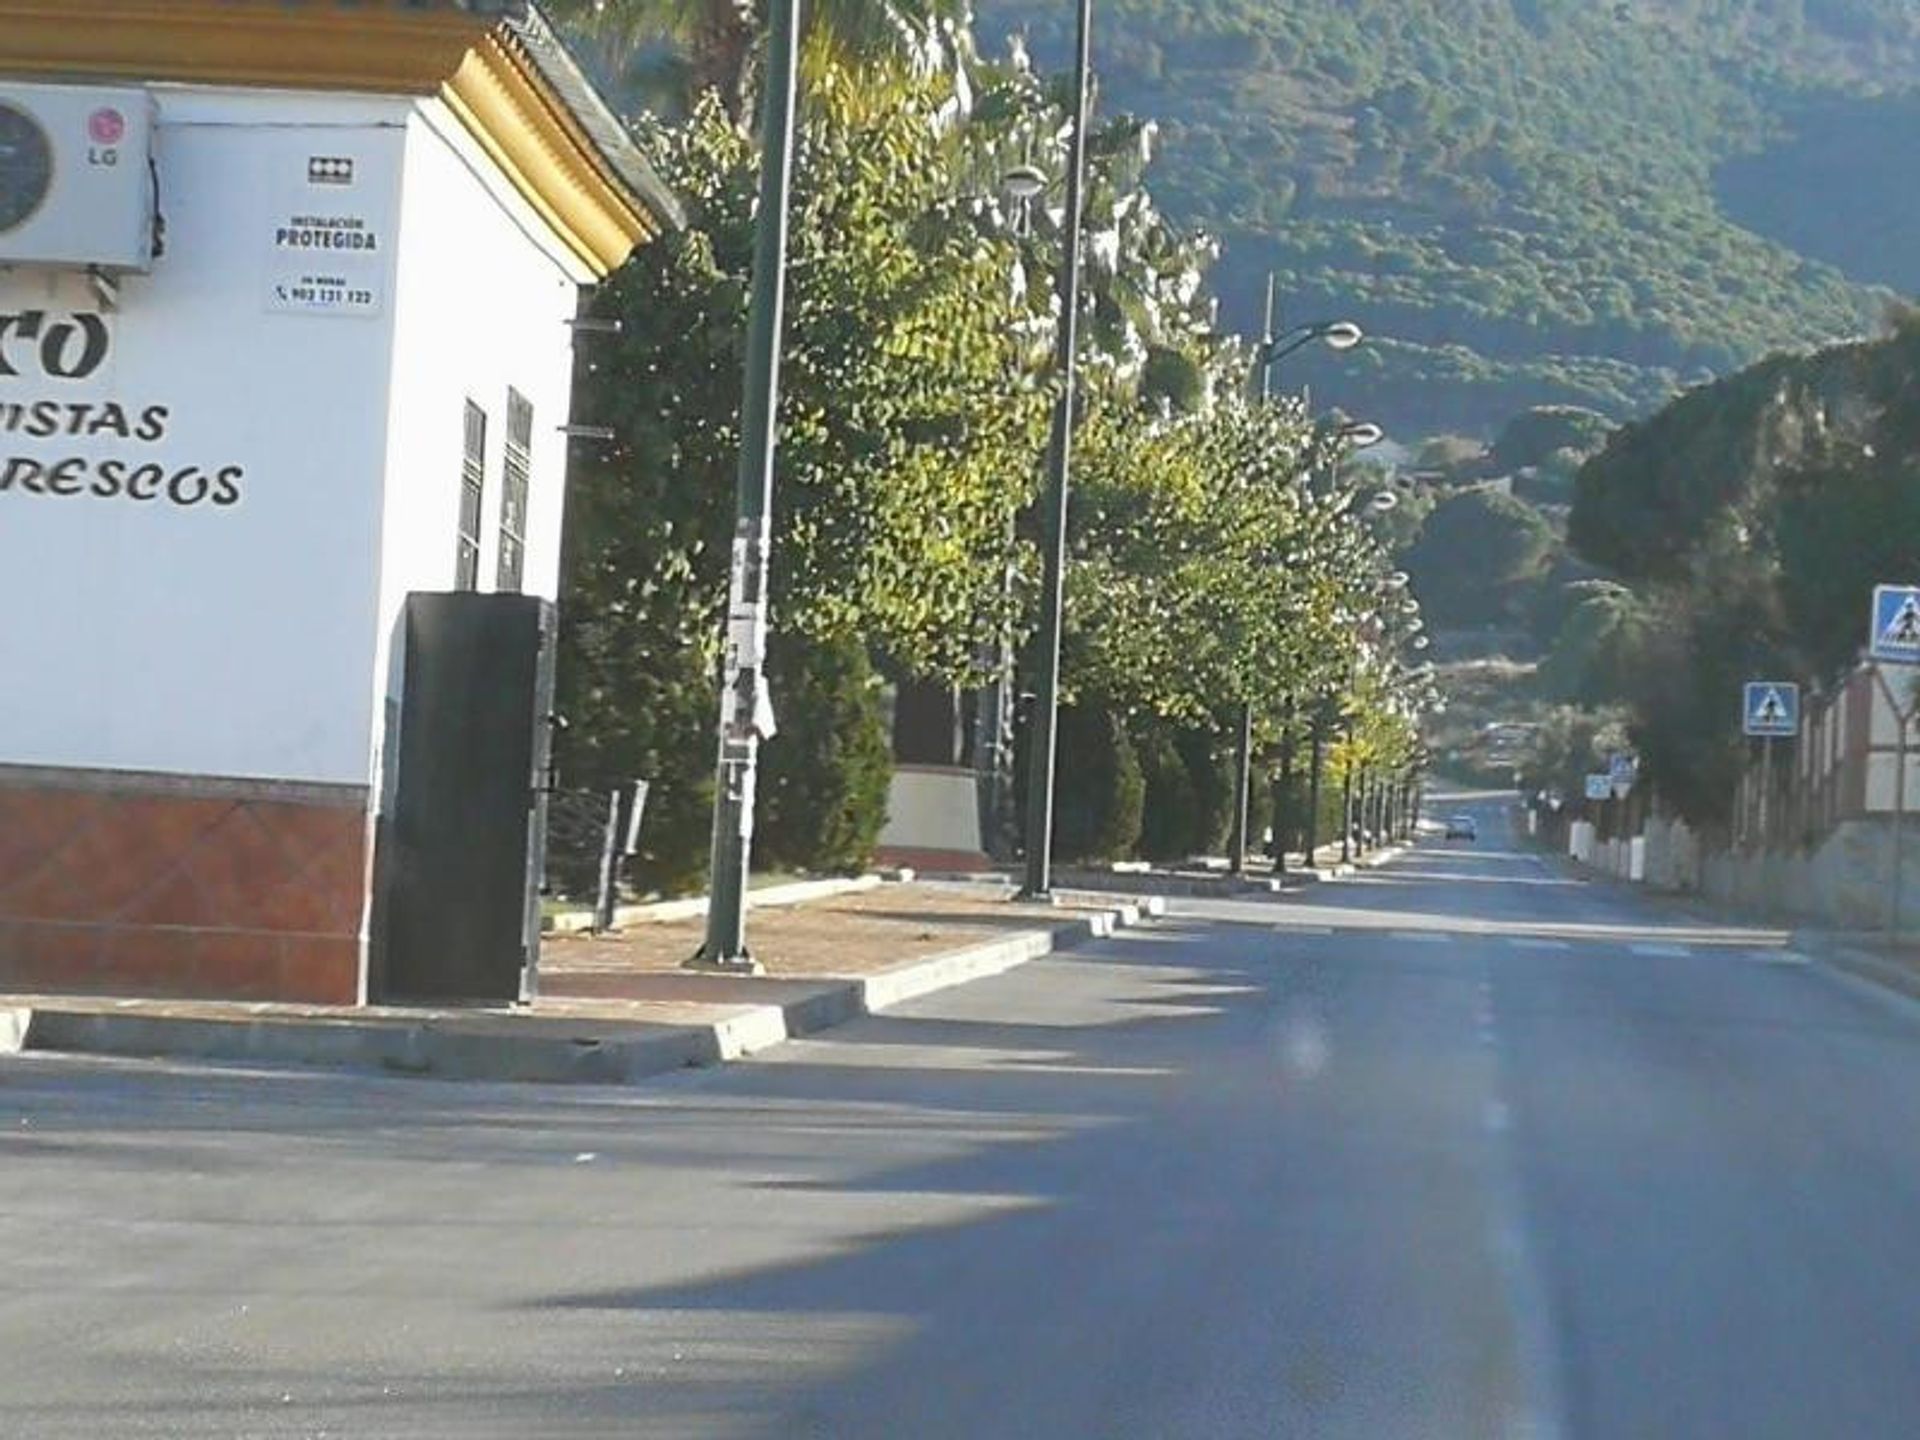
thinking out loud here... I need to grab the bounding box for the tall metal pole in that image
[1339,722,1354,864]
[1306,721,1324,864]
[1872,666,1909,938]
[1228,276,1279,877]
[1894,696,1910,940]
[1274,699,1294,875]
[1021,0,1094,899]
[1759,736,1774,853]
[1895,716,1909,939]
[695,0,802,970]
[1228,702,1253,874]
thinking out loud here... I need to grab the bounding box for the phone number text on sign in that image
[269,271,379,317]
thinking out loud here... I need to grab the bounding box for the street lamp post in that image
[975,164,1050,863]
[1273,697,1296,875]
[1339,717,1355,864]
[1306,707,1325,865]
[1227,300,1366,877]
[693,0,802,971]
[1020,0,1095,900]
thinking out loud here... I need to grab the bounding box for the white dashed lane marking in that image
[1390,931,1455,944]
[1630,943,1693,958]
[1508,938,1571,951]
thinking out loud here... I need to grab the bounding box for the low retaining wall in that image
[1608,813,1918,931]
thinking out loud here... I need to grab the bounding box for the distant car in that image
[1444,814,1477,841]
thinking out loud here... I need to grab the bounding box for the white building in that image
[0,0,676,1003]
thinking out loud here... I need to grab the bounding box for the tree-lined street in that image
[10,802,1920,1436]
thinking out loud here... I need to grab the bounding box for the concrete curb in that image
[4,899,1165,1086]
[0,1006,28,1056]
[544,873,884,935]
[1799,932,1920,1007]
[1356,846,1408,869]
[1051,868,1288,899]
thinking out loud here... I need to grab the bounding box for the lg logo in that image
[88,107,126,169]
[0,310,111,381]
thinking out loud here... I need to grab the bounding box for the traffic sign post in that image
[1868,589,1920,937]
[1742,683,1799,739]
[1868,664,1914,938]
[1743,683,1800,852]
[1607,752,1637,798]
[1872,585,1920,665]
[1584,774,1612,803]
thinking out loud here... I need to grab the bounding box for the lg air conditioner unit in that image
[0,82,156,273]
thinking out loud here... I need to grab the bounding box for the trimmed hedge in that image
[755,632,894,875]
[1053,703,1146,862]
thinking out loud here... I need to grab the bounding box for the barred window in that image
[455,400,486,591]
[497,389,532,595]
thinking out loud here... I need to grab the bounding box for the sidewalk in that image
[1023,840,1382,899]
[1536,831,1920,1003]
[0,882,1162,1085]
[1779,929,1920,1008]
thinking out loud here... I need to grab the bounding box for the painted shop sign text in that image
[0,310,247,508]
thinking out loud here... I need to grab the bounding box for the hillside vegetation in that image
[1556,310,1920,825]
[984,0,1920,433]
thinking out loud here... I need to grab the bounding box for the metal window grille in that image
[455,400,486,591]
[498,389,532,594]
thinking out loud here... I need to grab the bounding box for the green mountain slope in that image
[981,0,1920,434]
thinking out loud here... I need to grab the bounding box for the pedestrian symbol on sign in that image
[1871,585,1920,664]
[1743,682,1799,738]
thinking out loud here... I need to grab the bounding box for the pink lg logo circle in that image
[88,108,125,145]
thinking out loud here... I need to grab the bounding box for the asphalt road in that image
[9,797,1920,1437]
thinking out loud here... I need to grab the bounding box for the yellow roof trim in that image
[0,1,668,275]
[443,34,661,278]
[0,2,484,94]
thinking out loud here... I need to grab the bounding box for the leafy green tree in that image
[1414,434,1488,476]
[1490,405,1613,473]
[1774,380,1920,680]
[1404,487,1555,627]
[1517,705,1631,810]
[549,0,972,118]
[958,54,1227,406]
[559,66,1044,889]
[1559,322,1920,825]
[554,10,1449,885]
[1537,582,1643,706]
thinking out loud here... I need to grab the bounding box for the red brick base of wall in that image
[0,766,369,1004]
[874,845,996,875]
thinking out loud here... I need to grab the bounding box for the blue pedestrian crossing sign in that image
[1871,585,1920,663]
[1743,682,1800,738]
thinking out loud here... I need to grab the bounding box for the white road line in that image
[1390,930,1455,944]
[1756,949,1812,967]
[1509,938,1571,951]
[1273,926,1337,937]
[1630,943,1692,959]
[1480,1096,1568,1440]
